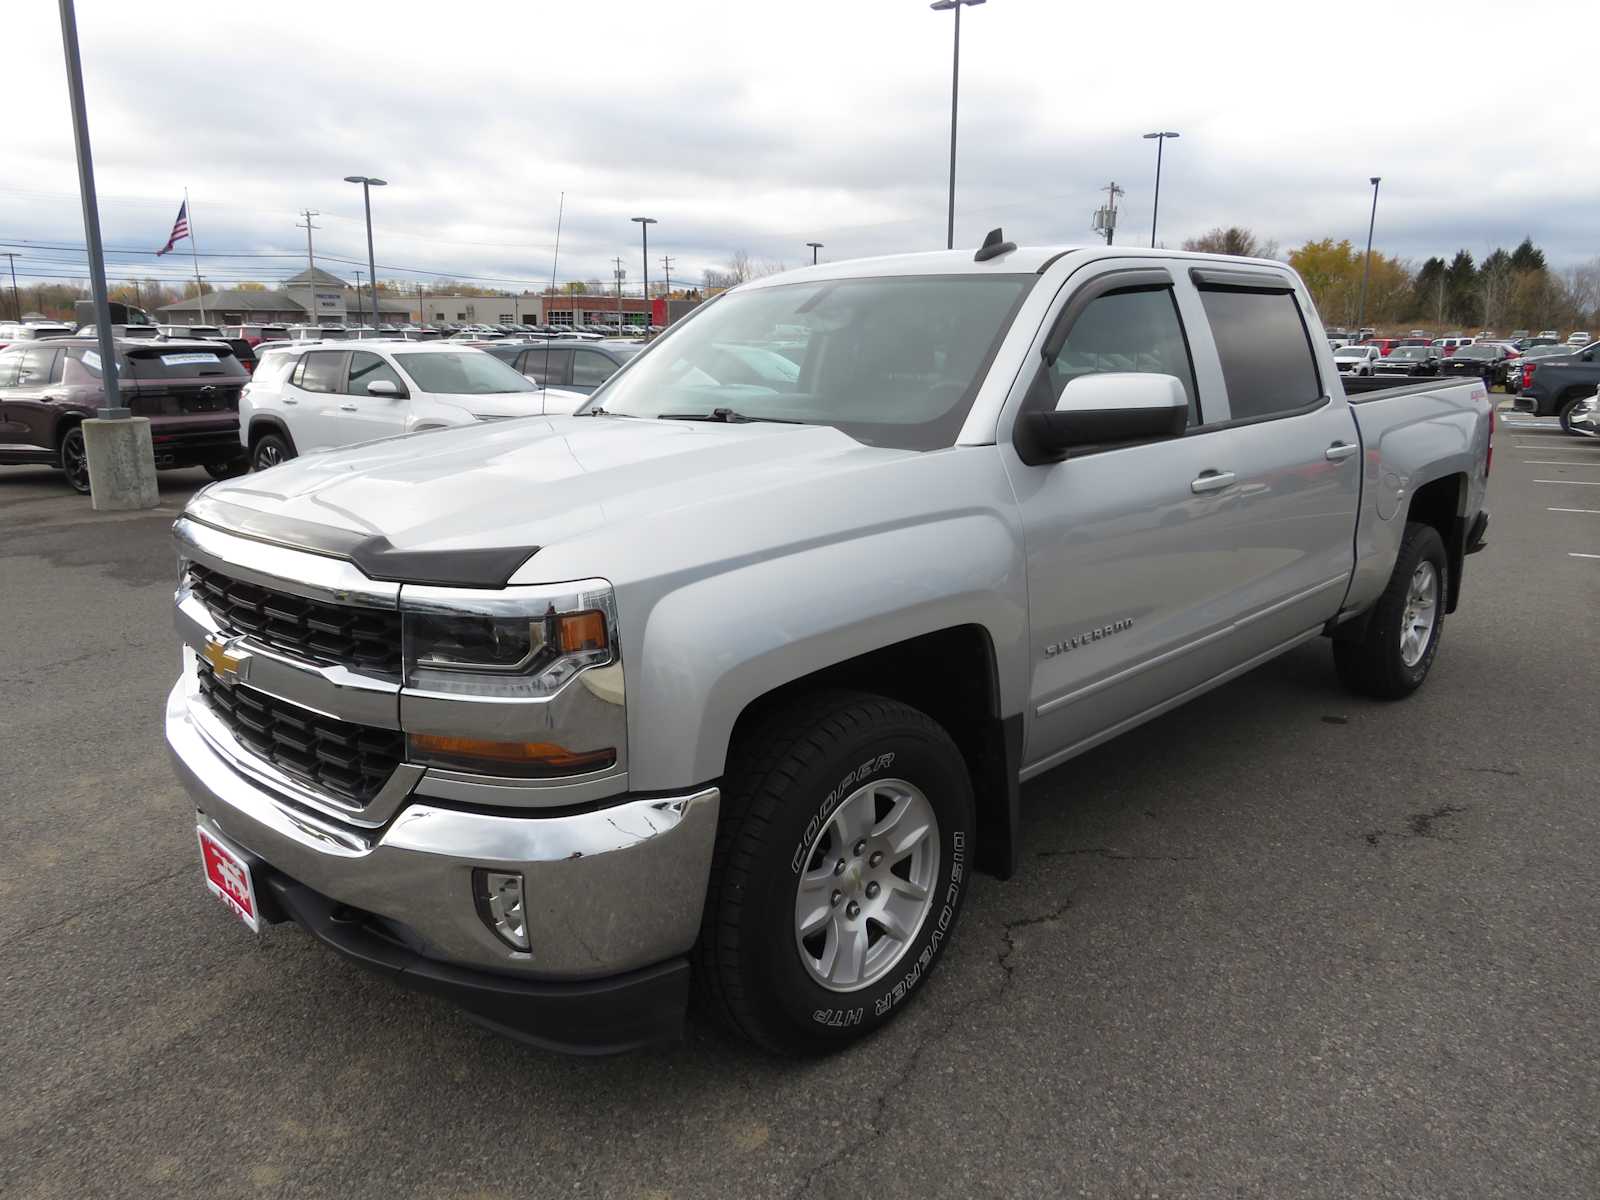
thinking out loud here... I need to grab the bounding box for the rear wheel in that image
[1333,522,1448,699]
[58,425,90,494]
[250,433,292,471]
[697,691,975,1055]
[1558,393,1589,435]
[204,459,247,480]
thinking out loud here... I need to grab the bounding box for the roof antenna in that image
[974,227,1015,263]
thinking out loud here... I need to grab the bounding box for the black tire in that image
[1333,522,1448,700]
[696,691,975,1055]
[1558,393,1588,436]
[251,433,293,471]
[58,424,90,494]
[204,459,247,480]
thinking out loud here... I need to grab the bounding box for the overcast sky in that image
[4,0,1596,297]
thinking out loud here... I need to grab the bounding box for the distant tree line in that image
[1180,229,1599,332]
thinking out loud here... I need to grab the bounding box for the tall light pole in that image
[631,216,656,332]
[930,0,985,251]
[2,252,20,320]
[1356,176,1381,335]
[1142,131,1179,248]
[807,241,823,265]
[344,175,386,332]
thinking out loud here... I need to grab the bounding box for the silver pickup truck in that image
[165,238,1493,1055]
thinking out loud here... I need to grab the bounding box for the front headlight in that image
[401,583,615,698]
[400,581,622,778]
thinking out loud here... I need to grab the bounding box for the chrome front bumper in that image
[167,679,719,980]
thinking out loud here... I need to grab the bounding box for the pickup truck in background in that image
[165,240,1492,1055]
[1516,339,1600,431]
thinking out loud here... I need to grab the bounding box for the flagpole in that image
[185,186,206,323]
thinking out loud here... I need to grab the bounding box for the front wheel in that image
[697,692,975,1054]
[1333,522,1448,699]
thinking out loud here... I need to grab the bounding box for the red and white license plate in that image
[197,826,260,932]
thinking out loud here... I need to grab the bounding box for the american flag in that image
[156,201,189,256]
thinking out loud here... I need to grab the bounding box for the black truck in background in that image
[1517,341,1600,430]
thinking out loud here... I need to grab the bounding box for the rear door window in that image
[296,350,349,393]
[1196,287,1322,421]
[0,347,23,387]
[572,349,619,389]
[519,347,571,386]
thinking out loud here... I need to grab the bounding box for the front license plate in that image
[197,826,261,932]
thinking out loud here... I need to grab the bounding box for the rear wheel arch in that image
[248,417,297,455]
[1404,473,1466,613]
[722,625,1021,879]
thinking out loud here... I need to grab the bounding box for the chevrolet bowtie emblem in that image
[201,636,251,685]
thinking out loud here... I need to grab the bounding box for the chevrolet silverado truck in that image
[166,237,1492,1055]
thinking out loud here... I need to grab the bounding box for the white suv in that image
[239,340,583,471]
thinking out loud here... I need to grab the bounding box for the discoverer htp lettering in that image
[790,752,896,873]
[875,830,964,1017]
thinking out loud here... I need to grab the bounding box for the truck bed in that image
[1339,376,1492,617]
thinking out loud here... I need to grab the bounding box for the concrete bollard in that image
[83,416,160,511]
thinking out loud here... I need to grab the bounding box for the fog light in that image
[474,869,529,951]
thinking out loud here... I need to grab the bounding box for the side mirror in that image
[367,379,403,398]
[523,374,543,385]
[1017,372,1188,465]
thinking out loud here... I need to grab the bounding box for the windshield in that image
[591,274,1034,450]
[1526,345,1571,359]
[395,350,537,394]
[1389,348,1427,360]
[1335,348,1366,357]
[1454,346,1495,360]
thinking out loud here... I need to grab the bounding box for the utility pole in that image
[1091,181,1124,246]
[297,208,320,321]
[660,255,673,325]
[353,269,365,328]
[613,255,626,336]
[2,252,19,320]
[1355,176,1381,336]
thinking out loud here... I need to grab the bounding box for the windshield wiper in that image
[657,407,803,424]
[585,407,635,418]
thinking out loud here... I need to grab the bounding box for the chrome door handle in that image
[338,403,357,412]
[1190,470,1236,494]
[1325,442,1358,461]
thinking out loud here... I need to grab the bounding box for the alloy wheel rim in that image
[257,443,282,467]
[62,431,88,490]
[793,777,940,993]
[1399,561,1438,667]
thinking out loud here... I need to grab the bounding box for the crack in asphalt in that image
[1035,846,1197,863]
[1464,766,1520,777]
[1362,804,1467,846]
[786,897,1073,1200]
[0,865,192,953]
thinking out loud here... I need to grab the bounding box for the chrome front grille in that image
[196,661,404,807]
[188,562,402,675]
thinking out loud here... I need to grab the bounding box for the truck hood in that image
[188,415,910,585]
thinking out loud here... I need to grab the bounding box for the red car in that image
[1360,337,1404,357]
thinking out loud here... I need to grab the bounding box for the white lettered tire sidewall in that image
[736,708,973,1050]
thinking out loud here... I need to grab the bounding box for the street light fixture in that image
[1357,176,1381,335]
[631,216,656,332]
[807,241,823,265]
[1142,131,1179,248]
[930,0,985,251]
[344,175,386,332]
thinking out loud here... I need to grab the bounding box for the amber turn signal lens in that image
[557,610,607,654]
[409,733,616,775]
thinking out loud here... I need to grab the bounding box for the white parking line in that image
[1535,479,1600,486]
[1549,508,1600,514]
[1522,460,1600,466]
[1570,553,1600,560]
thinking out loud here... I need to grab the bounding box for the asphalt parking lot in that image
[2,416,1598,1200]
